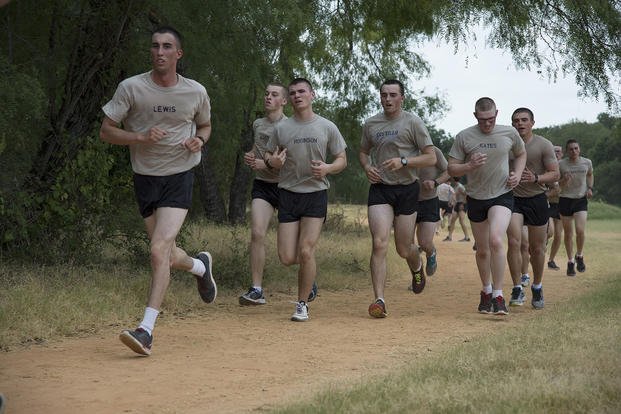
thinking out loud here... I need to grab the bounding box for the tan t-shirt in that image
[253,116,287,183]
[559,156,593,198]
[437,183,454,202]
[449,124,525,200]
[454,182,467,203]
[360,111,433,185]
[511,134,557,198]
[102,71,211,176]
[267,115,347,193]
[417,147,448,201]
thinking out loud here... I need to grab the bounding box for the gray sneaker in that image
[520,274,530,287]
[531,286,545,309]
[509,286,525,306]
[239,287,266,306]
[196,252,217,303]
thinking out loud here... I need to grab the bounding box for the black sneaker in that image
[531,286,545,309]
[567,261,576,277]
[575,255,586,272]
[411,266,426,294]
[119,328,152,356]
[509,286,525,306]
[492,295,509,315]
[478,291,492,314]
[547,260,560,270]
[196,252,217,303]
[307,281,318,302]
[239,287,266,305]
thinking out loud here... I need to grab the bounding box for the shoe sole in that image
[239,296,266,306]
[119,331,151,356]
[532,302,545,309]
[196,252,217,303]
[478,309,492,314]
[509,301,524,306]
[291,315,309,322]
[368,303,387,318]
[493,310,509,315]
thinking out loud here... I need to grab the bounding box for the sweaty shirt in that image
[102,71,211,176]
[360,111,433,185]
[559,156,593,198]
[267,114,347,193]
[449,124,525,200]
[253,115,287,183]
[511,134,557,198]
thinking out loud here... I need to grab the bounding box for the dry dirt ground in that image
[0,236,586,413]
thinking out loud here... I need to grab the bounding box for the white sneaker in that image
[291,301,309,322]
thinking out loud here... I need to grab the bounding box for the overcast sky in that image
[415,37,612,136]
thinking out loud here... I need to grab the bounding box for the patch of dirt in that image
[0,238,583,413]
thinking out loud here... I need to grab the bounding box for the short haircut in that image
[267,82,288,101]
[512,107,534,122]
[289,77,314,92]
[475,97,496,113]
[381,79,405,96]
[152,26,183,49]
[566,138,579,149]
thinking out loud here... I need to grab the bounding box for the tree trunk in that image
[195,144,227,223]
[227,121,255,225]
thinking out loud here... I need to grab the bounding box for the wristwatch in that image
[400,156,408,167]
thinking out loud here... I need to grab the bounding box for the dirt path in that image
[0,239,584,413]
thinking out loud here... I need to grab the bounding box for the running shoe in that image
[411,266,426,294]
[458,237,470,242]
[478,291,492,314]
[239,287,266,306]
[442,236,452,242]
[368,299,387,318]
[425,249,438,276]
[492,295,509,315]
[547,260,560,270]
[509,286,525,306]
[119,328,152,356]
[196,252,217,303]
[567,261,576,277]
[291,301,309,322]
[520,274,530,287]
[307,281,318,302]
[531,286,545,309]
[575,255,586,272]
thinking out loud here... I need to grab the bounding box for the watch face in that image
[401,157,407,166]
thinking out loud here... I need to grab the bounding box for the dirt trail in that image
[0,239,583,413]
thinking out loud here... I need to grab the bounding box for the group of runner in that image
[100,26,593,356]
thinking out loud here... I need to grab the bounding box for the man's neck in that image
[266,110,284,123]
[294,107,315,122]
[520,132,534,143]
[151,70,178,87]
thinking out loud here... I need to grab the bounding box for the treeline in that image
[0,1,619,259]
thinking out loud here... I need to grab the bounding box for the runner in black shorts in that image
[134,171,194,218]
[546,145,564,270]
[466,191,514,223]
[278,189,328,222]
[239,83,288,306]
[360,79,436,319]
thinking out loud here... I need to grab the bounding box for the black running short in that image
[368,181,419,216]
[278,189,328,223]
[559,196,588,216]
[416,197,440,223]
[513,192,549,226]
[466,191,514,223]
[548,202,560,220]
[251,179,279,208]
[439,200,453,214]
[133,170,194,218]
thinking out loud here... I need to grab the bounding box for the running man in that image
[506,108,559,309]
[448,97,526,315]
[444,177,471,242]
[437,180,455,231]
[100,26,216,355]
[415,146,451,276]
[238,83,288,305]
[558,139,594,276]
[359,79,436,318]
[265,78,347,322]
[546,145,564,270]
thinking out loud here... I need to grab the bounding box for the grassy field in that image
[0,202,620,412]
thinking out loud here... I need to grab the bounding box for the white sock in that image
[514,285,522,290]
[532,283,542,290]
[139,307,159,335]
[253,286,262,292]
[482,285,493,294]
[522,273,530,278]
[492,289,503,298]
[190,258,206,276]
